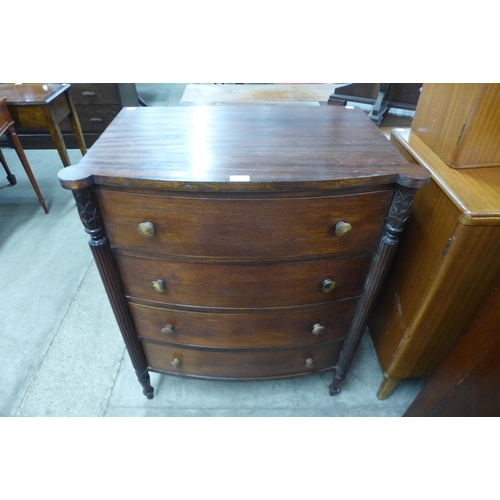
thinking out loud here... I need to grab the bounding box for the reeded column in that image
[329,183,417,395]
[73,187,154,399]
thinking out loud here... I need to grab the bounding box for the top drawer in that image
[69,83,121,106]
[96,189,393,259]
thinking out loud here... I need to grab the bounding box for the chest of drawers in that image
[58,106,428,399]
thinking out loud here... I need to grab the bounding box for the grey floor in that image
[0,85,426,417]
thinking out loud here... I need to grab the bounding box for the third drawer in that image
[129,298,359,348]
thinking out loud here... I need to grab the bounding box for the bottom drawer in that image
[142,341,343,379]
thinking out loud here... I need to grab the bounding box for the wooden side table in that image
[0,97,48,213]
[0,84,87,167]
[368,128,500,399]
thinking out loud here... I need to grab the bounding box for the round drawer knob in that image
[138,221,155,238]
[170,358,181,368]
[305,358,315,368]
[161,324,174,336]
[312,323,326,336]
[151,279,166,293]
[322,279,337,293]
[335,221,352,237]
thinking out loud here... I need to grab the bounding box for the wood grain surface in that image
[129,298,358,348]
[96,188,392,259]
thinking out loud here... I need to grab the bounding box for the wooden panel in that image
[143,341,343,379]
[129,298,358,348]
[456,84,500,167]
[411,83,500,169]
[369,178,461,372]
[411,83,480,165]
[404,278,500,416]
[378,222,500,378]
[116,252,372,308]
[97,189,393,259]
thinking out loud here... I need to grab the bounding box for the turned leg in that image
[0,148,17,185]
[72,186,154,399]
[329,184,418,395]
[377,375,401,400]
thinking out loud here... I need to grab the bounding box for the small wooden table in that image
[0,84,87,167]
[0,97,48,213]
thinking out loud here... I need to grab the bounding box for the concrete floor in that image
[0,85,425,417]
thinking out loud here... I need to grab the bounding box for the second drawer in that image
[129,298,359,348]
[117,253,372,308]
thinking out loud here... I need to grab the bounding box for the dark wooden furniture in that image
[411,83,500,169]
[328,84,422,125]
[1,84,139,151]
[404,275,500,417]
[369,128,500,399]
[58,106,428,399]
[0,84,86,167]
[0,97,48,213]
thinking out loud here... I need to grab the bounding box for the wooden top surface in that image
[58,106,429,192]
[392,128,500,220]
[0,83,70,105]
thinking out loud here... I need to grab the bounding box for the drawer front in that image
[142,341,343,379]
[59,106,120,133]
[117,253,372,308]
[97,189,392,259]
[69,83,121,106]
[129,298,358,348]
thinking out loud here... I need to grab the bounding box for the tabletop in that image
[58,105,429,192]
[392,128,500,220]
[0,83,70,105]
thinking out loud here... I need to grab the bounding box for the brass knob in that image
[170,358,181,368]
[161,324,174,336]
[335,221,352,237]
[322,279,337,293]
[151,279,166,292]
[305,358,315,368]
[138,221,155,238]
[312,323,326,336]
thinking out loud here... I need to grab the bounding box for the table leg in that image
[66,91,87,156]
[43,106,72,167]
[8,126,49,213]
[0,148,17,185]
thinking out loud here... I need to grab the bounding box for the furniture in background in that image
[0,97,48,213]
[0,84,86,167]
[62,84,139,148]
[404,275,500,417]
[327,83,422,125]
[58,106,428,399]
[0,84,139,151]
[368,128,500,399]
[411,83,500,169]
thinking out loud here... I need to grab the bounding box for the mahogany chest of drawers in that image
[58,105,428,399]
